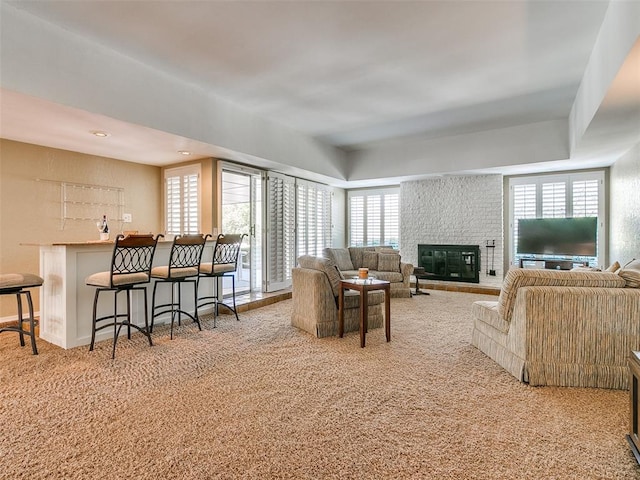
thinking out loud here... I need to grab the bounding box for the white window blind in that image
[572,180,599,217]
[509,171,605,267]
[296,179,331,258]
[265,172,296,292]
[165,165,200,235]
[348,188,400,248]
[350,196,365,247]
[541,182,566,218]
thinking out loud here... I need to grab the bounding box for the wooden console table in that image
[338,278,390,348]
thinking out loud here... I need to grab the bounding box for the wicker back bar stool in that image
[150,234,211,339]
[197,233,246,327]
[85,233,162,359]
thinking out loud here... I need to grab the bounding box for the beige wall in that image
[0,139,162,316]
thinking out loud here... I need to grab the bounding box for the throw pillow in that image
[297,255,344,297]
[606,261,621,273]
[362,251,378,270]
[378,253,401,272]
[619,259,640,288]
[331,248,354,271]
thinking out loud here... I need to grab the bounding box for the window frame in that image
[347,186,400,248]
[164,164,201,236]
[508,170,606,268]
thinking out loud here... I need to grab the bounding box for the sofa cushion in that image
[331,248,355,271]
[619,259,640,288]
[322,248,353,271]
[362,251,378,270]
[343,290,385,309]
[497,268,627,322]
[472,301,508,333]
[373,271,404,283]
[348,247,369,269]
[297,255,343,297]
[378,253,401,272]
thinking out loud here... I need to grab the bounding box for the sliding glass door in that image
[221,166,263,295]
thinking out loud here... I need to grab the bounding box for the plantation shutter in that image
[572,179,599,217]
[350,196,365,247]
[541,182,566,218]
[348,188,400,248]
[296,179,332,258]
[366,196,382,246]
[265,172,296,292]
[512,183,536,260]
[165,165,200,235]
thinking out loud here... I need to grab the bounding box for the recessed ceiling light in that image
[90,130,110,137]
[178,150,191,155]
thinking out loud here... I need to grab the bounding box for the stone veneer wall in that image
[610,142,640,265]
[400,175,503,287]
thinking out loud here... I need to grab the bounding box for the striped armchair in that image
[471,268,640,389]
[291,255,384,338]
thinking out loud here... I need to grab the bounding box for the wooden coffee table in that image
[338,278,391,348]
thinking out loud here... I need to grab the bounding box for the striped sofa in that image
[323,246,413,298]
[471,268,640,389]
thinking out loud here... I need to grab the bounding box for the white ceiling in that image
[0,0,635,185]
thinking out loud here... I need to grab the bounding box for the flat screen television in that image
[517,217,598,257]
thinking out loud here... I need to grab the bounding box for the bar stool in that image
[85,233,161,359]
[150,234,210,339]
[0,273,43,355]
[197,233,246,327]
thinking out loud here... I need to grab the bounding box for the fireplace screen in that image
[418,244,480,283]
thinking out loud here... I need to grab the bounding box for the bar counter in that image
[36,240,215,349]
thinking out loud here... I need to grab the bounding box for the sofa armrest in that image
[512,286,640,388]
[292,267,337,312]
[400,262,413,287]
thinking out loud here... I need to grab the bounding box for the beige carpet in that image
[1,290,638,479]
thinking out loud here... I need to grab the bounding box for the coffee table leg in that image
[385,286,391,342]
[338,286,345,338]
[361,291,367,348]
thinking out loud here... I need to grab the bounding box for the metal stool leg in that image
[16,292,25,347]
[24,291,38,355]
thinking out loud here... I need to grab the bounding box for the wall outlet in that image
[123,213,132,223]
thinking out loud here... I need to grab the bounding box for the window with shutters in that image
[348,187,400,248]
[164,165,200,235]
[265,172,296,292]
[296,179,332,258]
[509,171,605,268]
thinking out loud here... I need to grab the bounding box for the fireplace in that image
[418,244,480,283]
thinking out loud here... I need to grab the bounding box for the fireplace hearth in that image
[418,244,480,283]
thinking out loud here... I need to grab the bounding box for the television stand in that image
[518,258,588,270]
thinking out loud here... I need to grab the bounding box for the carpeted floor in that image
[1,290,638,479]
